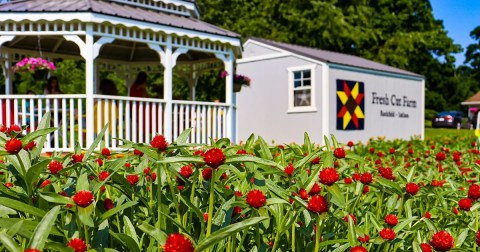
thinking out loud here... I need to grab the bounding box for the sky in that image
[430,1,480,66]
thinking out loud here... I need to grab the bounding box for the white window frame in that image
[287,64,317,113]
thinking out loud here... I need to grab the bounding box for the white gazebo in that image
[0,0,241,151]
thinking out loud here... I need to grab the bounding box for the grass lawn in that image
[425,127,475,139]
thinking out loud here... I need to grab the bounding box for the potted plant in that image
[13,57,56,80]
[220,71,251,92]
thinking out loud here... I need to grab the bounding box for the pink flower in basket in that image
[13,57,56,73]
[220,71,251,86]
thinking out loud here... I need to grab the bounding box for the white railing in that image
[0,94,87,152]
[93,95,166,148]
[0,95,229,151]
[172,100,227,144]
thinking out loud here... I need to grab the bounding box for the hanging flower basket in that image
[13,57,56,74]
[220,71,251,93]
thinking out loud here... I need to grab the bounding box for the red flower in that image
[307,195,328,214]
[424,211,431,219]
[347,141,354,147]
[476,230,480,246]
[152,172,157,181]
[163,233,194,252]
[389,148,395,154]
[435,152,446,161]
[124,162,131,169]
[151,134,168,151]
[72,154,84,164]
[298,188,309,200]
[334,148,346,158]
[358,234,370,243]
[360,172,373,185]
[5,138,22,154]
[284,163,295,176]
[5,182,13,188]
[430,231,454,251]
[180,165,193,178]
[203,148,225,168]
[101,147,110,156]
[232,206,242,216]
[23,141,36,151]
[24,249,42,252]
[319,167,339,186]
[311,156,320,164]
[67,238,88,252]
[72,190,94,208]
[246,189,266,208]
[202,168,213,180]
[309,183,321,195]
[406,182,420,195]
[236,149,248,155]
[48,160,63,175]
[133,149,144,156]
[420,243,432,252]
[40,180,51,188]
[453,207,459,215]
[143,167,151,175]
[458,198,473,211]
[468,184,480,200]
[343,214,357,225]
[95,158,103,166]
[126,174,139,185]
[203,212,208,222]
[384,214,398,226]
[350,246,368,252]
[104,198,114,210]
[378,167,395,180]
[352,172,361,181]
[344,177,353,184]
[363,185,369,194]
[98,171,109,181]
[379,228,395,240]
[7,124,21,135]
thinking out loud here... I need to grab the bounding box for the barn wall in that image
[237,55,324,144]
[328,67,424,143]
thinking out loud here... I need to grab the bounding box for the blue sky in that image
[430,1,480,66]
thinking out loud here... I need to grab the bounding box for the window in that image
[288,65,317,112]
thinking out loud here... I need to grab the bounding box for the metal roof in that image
[0,0,240,39]
[250,37,423,78]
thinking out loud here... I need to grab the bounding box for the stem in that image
[291,220,296,252]
[397,195,405,217]
[271,226,281,252]
[236,231,248,252]
[476,209,479,252]
[165,167,182,224]
[314,216,321,252]
[83,222,90,245]
[206,168,216,238]
[156,163,162,230]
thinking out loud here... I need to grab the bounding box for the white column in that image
[84,25,96,147]
[163,36,173,141]
[4,51,12,95]
[216,51,235,141]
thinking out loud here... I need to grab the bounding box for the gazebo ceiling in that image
[4,35,216,63]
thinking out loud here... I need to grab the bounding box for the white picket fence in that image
[0,94,228,152]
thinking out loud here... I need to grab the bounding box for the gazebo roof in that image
[0,0,239,38]
[461,91,480,106]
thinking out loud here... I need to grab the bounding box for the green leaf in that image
[406,165,416,183]
[25,159,51,192]
[455,228,469,247]
[266,198,290,205]
[29,206,61,250]
[256,136,273,160]
[100,201,138,223]
[138,222,167,245]
[225,155,282,169]
[156,156,204,164]
[393,217,417,233]
[21,128,57,146]
[78,204,95,227]
[110,232,141,252]
[39,192,74,205]
[31,112,52,159]
[76,173,89,192]
[0,233,21,252]
[347,215,356,247]
[375,177,403,195]
[244,134,255,150]
[176,128,192,144]
[304,132,312,154]
[195,217,268,252]
[123,216,140,249]
[92,159,127,193]
[0,197,46,217]
[83,124,108,161]
[325,184,346,208]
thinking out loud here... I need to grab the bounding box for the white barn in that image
[236,38,425,144]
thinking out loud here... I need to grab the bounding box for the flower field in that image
[1,114,480,252]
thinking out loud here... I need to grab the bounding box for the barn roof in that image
[462,92,480,105]
[250,37,423,78]
[0,0,239,39]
